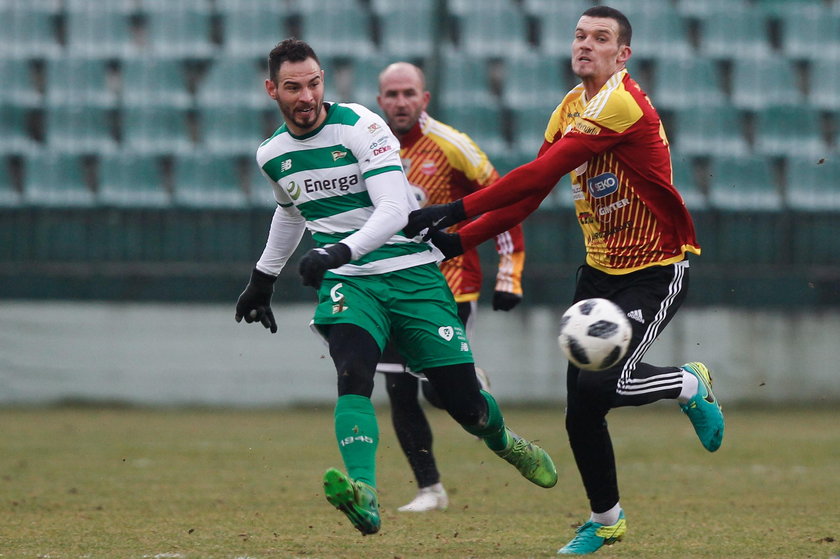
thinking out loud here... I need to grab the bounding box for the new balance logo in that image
[627,309,644,324]
[281,159,292,172]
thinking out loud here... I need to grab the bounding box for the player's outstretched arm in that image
[235,268,279,333]
[404,199,466,238]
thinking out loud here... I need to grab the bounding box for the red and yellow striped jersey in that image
[400,112,525,300]
[459,69,699,275]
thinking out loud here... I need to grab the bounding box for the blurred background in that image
[1,0,838,406]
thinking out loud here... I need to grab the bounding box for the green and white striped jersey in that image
[256,102,438,276]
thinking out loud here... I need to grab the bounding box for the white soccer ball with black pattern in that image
[557,298,632,371]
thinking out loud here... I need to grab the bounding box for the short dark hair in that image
[582,6,632,47]
[267,38,320,83]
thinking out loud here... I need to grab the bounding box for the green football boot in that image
[557,510,626,555]
[679,362,724,452]
[494,428,558,488]
[323,467,380,535]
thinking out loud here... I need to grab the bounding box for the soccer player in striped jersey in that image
[234,39,557,536]
[375,62,526,513]
[404,7,725,554]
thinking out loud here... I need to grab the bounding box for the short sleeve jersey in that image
[544,69,700,273]
[257,102,437,276]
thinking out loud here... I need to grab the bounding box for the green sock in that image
[334,394,379,487]
[461,390,511,451]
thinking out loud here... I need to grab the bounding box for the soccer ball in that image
[557,298,632,371]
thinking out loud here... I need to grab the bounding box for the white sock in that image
[677,371,699,403]
[590,502,621,526]
[421,482,444,493]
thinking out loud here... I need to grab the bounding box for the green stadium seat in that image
[783,156,840,211]
[141,0,216,60]
[97,152,170,208]
[65,2,139,59]
[249,162,278,209]
[604,4,692,60]
[502,54,567,112]
[218,3,289,59]
[196,57,268,108]
[23,151,95,207]
[807,60,840,111]
[675,0,749,18]
[526,0,593,55]
[298,0,375,57]
[652,57,726,110]
[120,58,193,109]
[200,105,267,155]
[449,0,530,57]
[0,3,61,59]
[373,0,437,58]
[438,54,495,108]
[0,106,39,155]
[347,53,394,108]
[672,106,749,158]
[0,157,22,207]
[707,155,782,211]
[45,58,118,108]
[755,0,821,18]
[780,7,840,61]
[437,103,509,163]
[730,56,803,110]
[510,105,554,161]
[754,105,828,158]
[45,106,118,154]
[121,106,193,155]
[671,156,707,210]
[699,9,772,60]
[172,153,247,208]
[0,59,43,108]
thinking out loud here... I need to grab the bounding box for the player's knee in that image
[420,381,445,409]
[334,354,376,397]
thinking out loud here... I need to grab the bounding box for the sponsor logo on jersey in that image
[574,119,601,135]
[572,183,585,200]
[370,137,388,149]
[597,198,630,216]
[420,160,437,176]
[286,180,301,200]
[373,145,392,156]
[367,123,381,134]
[331,150,348,161]
[281,159,292,172]
[577,211,596,225]
[588,219,632,242]
[304,174,359,193]
[587,172,619,198]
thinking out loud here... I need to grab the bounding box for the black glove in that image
[427,229,464,261]
[298,243,352,289]
[235,268,278,333]
[404,199,467,238]
[492,290,522,311]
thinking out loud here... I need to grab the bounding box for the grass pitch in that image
[1,404,838,559]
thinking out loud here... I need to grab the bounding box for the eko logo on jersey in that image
[587,172,619,198]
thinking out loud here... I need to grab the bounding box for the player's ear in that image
[617,44,631,66]
[265,78,278,100]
